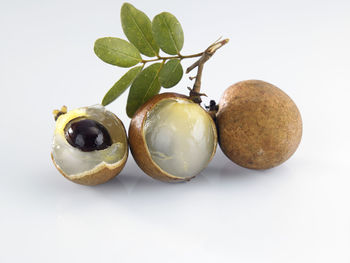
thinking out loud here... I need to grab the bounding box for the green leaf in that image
[102,66,143,106]
[158,59,183,88]
[126,63,163,118]
[94,37,141,67]
[121,3,159,57]
[152,12,184,55]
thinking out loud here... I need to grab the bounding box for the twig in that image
[186,38,229,103]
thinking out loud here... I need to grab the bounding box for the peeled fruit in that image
[51,105,128,185]
[216,80,302,169]
[129,93,217,182]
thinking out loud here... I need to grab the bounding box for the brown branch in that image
[186,38,229,103]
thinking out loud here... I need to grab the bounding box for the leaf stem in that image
[141,52,203,64]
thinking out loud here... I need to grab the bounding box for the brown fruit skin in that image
[216,80,302,169]
[129,92,217,183]
[52,113,128,186]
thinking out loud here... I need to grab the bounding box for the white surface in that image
[1,0,349,262]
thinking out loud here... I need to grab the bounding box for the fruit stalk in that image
[186,38,229,103]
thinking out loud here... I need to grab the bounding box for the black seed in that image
[64,118,112,152]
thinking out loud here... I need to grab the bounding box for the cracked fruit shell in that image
[51,105,128,185]
[129,93,217,182]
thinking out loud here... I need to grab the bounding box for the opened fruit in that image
[51,105,128,185]
[129,93,217,182]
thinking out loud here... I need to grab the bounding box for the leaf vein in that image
[97,44,140,61]
[127,11,157,56]
[142,65,162,103]
[161,15,179,53]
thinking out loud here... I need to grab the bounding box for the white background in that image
[1,0,349,262]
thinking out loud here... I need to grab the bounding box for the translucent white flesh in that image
[52,105,126,177]
[144,99,215,178]
[52,136,125,176]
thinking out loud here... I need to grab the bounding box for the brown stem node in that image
[187,87,207,104]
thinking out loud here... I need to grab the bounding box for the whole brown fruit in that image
[216,80,302,169]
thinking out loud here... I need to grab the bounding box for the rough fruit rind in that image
[216,80,302,169]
